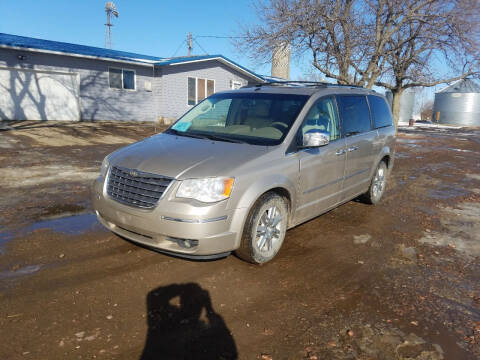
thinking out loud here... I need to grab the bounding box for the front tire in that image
[361,161,388,204]
[235,193,288,264]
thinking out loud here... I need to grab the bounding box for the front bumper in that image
[91,176,248,256]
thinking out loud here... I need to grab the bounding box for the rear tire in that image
[361,161,388,204]
[235,192,288,264]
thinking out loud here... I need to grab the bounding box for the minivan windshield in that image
[166,93,309,145]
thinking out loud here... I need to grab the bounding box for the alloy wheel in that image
[255,206,283,254]
[372,165,386,200]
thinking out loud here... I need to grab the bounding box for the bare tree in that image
[373,0,480,123]
[237,0,480,125]
[238,0,366,84]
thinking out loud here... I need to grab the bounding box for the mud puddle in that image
[427,185,471,200]
[0,213,103,253]
[0,264,43,280]
[396,138,428,146]
[27,213,102,234]
[40,203,87,218]
[419,201,480,257]
[0,231,13,254]
[394,152,410,159]
[445,147,475,153]
[422,161,456,172]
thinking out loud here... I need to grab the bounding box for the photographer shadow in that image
[140,283,237,360]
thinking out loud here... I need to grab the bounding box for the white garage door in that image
[0,67,80,121]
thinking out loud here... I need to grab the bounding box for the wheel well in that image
[266,187,292,213]
[240,187,293,238]
[381,155,390,169]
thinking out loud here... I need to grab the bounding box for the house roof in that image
[0,33,163,64]
[0,33,264,81]
[438,78,480,93]
[154,54,264,81]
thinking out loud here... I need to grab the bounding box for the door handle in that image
[348,146,358,152]
[336,149,346,156]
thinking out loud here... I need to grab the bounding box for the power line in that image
[193,38,209,55]
[171,39,187,57]
[196,35,247,39]
[171,33,242,58]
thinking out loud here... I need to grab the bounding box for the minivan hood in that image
[109,133,269,179]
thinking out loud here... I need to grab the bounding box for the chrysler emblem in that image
[130,170,138,177]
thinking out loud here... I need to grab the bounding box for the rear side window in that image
[337,95,371,136]
[368,95,393,128]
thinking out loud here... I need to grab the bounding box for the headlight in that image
[100,156,110,177]
[176,177,234,203]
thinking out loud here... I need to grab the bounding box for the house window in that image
[207,79,214,96]
[188,77,196,105]
[109,68,122,89]
[109,68,136,90]
[123,70,135,90]
[187,77,215,105]
[198,78,206,102]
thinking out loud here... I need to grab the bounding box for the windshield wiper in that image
[167,129,209,140]
[202,134,247,144]
[167,129,246,144]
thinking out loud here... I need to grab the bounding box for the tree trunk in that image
[391,89,403,128]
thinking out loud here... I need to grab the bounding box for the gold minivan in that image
[92,82,395,263]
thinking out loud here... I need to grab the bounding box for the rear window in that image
[368,95,393,128]
[336,95,371,136]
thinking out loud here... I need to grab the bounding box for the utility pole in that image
[187,32,193,57]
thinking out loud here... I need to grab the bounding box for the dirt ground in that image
[0,121,479,360]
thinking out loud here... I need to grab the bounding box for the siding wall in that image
[0,48,259,122]
[158,60,255,119]
[153,66,163,120]
[0,47,156,121]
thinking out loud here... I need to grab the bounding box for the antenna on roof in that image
[105,2,119,49]
[187,32,193,56]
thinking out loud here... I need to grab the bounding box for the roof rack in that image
[253,80,364,89]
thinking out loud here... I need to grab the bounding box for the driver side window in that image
[300,97,340,141]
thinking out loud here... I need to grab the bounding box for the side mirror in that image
[302,130,330,148]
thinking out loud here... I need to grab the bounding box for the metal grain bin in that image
[398,91,415,123]
[433,79,480,126]
[384,90,414,123]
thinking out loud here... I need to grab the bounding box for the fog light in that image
[167,237,199,249]
[182,239,199,248]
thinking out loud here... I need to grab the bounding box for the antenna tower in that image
[187,32,193,56]
[105,2,119,49]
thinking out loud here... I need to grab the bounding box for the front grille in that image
[107,166,173,209]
